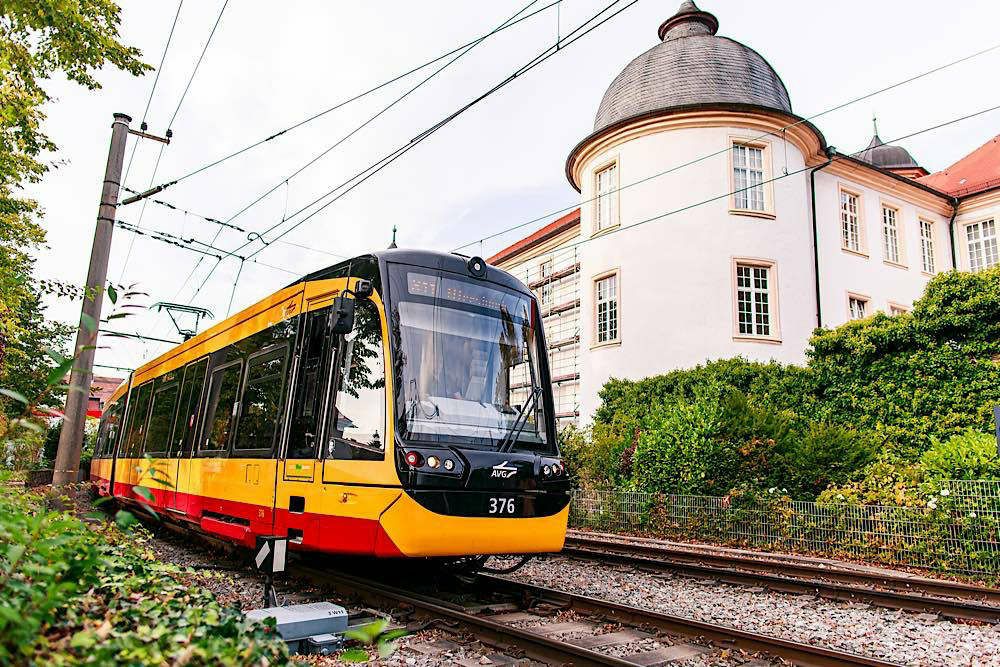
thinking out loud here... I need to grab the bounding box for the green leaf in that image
[107,313,130,320]
[70,630,96,649]
[115,510,137,528]
[377,639,400,659]
[339,648,370,662]
[44,347,67,364]
[107,283,118,304]
[133,486,154,502]
[81,313,98,334]
[379,628,409,643]
[0,388,29,404]
[46,358,75,386]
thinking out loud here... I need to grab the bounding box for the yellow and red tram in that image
[91,250,570,557]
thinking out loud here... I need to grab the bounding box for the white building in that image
[489,1,1000,424]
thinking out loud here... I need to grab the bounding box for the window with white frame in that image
[919,219,936,274]
[840,190,862,252]
[966,219,998,272]
[848,295,869,320]
[539,259,553,306]
[889,303,909,316]
[595,163,618,232]
[735,263,773,337]
[594,273,619,344]
[882,205,901,264]
[732,143,765,211]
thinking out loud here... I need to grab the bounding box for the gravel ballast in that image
[503,555,1000,666]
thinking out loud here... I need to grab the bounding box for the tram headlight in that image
[426,455,440,469]
[542,464,552,477]
[443,459,455,471]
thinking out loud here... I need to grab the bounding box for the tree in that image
[0,1,150,410]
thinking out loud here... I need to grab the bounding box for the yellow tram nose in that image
[378,492,569,558]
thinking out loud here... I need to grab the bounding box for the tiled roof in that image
[487,209,581,266]
[594,1,791,133]
[918,134,1000,197]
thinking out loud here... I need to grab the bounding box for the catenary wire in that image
[181,0,618,302]
[117,0,231,283]
[150,0,564,188]
[121,0,185,190]
[166,0,554,317]
[535,103,1000,258]
[218,0,547,233]
[450,39,1000,252]
[121,105,1000,365]
[236,0,640,264]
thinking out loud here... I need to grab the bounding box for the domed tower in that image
[566,1,828,419]
[856,128,929,179]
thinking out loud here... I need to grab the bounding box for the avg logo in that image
[490,461,517,479]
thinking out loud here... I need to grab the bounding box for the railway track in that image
[563,531,1000,624]
[296,561,902,667]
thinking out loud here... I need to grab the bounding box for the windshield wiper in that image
[497,386,541,454]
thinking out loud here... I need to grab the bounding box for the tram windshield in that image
[388,264,552,453]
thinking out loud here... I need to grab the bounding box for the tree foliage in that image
[0,0,149,411]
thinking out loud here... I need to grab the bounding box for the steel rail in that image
[297,565,901,667]
[564,532,1000,610]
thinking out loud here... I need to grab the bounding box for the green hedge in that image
[0,478,288,665]
[588,269,1000,497]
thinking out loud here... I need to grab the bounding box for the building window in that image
[966,219,998,272]
[594,273,619,344]
[735,262,774,337]
[919,219,936,274]
[840,190,862,252]
[595,162,618,232]
[889,303,909,316]
[539,259,553,306]
[732,143,765,211]
[882,205,901,264]
[848,294,869,320]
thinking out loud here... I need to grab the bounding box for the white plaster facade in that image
[489,2,998,424]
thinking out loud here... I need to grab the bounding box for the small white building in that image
[489,1,1000,424]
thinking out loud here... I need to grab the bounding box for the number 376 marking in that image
[488,497,515,514]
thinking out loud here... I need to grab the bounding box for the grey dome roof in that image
[594,1,792,133]
[856,134,921,169]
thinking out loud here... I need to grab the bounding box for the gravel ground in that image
[503,555,1000,666]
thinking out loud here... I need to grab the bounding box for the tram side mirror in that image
[330,296,356,334]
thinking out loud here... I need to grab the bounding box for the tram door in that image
[321,297,396,553]
[277,306,336,541]
[167,357,208,515]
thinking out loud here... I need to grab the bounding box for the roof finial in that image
[388,225,398,249]
[872,113,879,138]
[659,1,718,41]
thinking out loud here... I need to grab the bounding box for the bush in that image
[590,267,1000,499]
[559,417,637,489]
[920,430,1000,481]
[0,477,288,665]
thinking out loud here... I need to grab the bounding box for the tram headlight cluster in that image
[541,461,565,478]
[403,450,459,474]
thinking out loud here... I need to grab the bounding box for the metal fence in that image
[569,482,1000,577]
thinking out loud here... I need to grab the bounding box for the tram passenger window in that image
[171,358,207,458]
[144,378,179,456]
[234,345,288,453]
[200,360,242,454]
[327,300,385,461]
[122,382,153,458]
[288,308,333,459]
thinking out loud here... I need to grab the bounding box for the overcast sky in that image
[26,0,1000,376]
